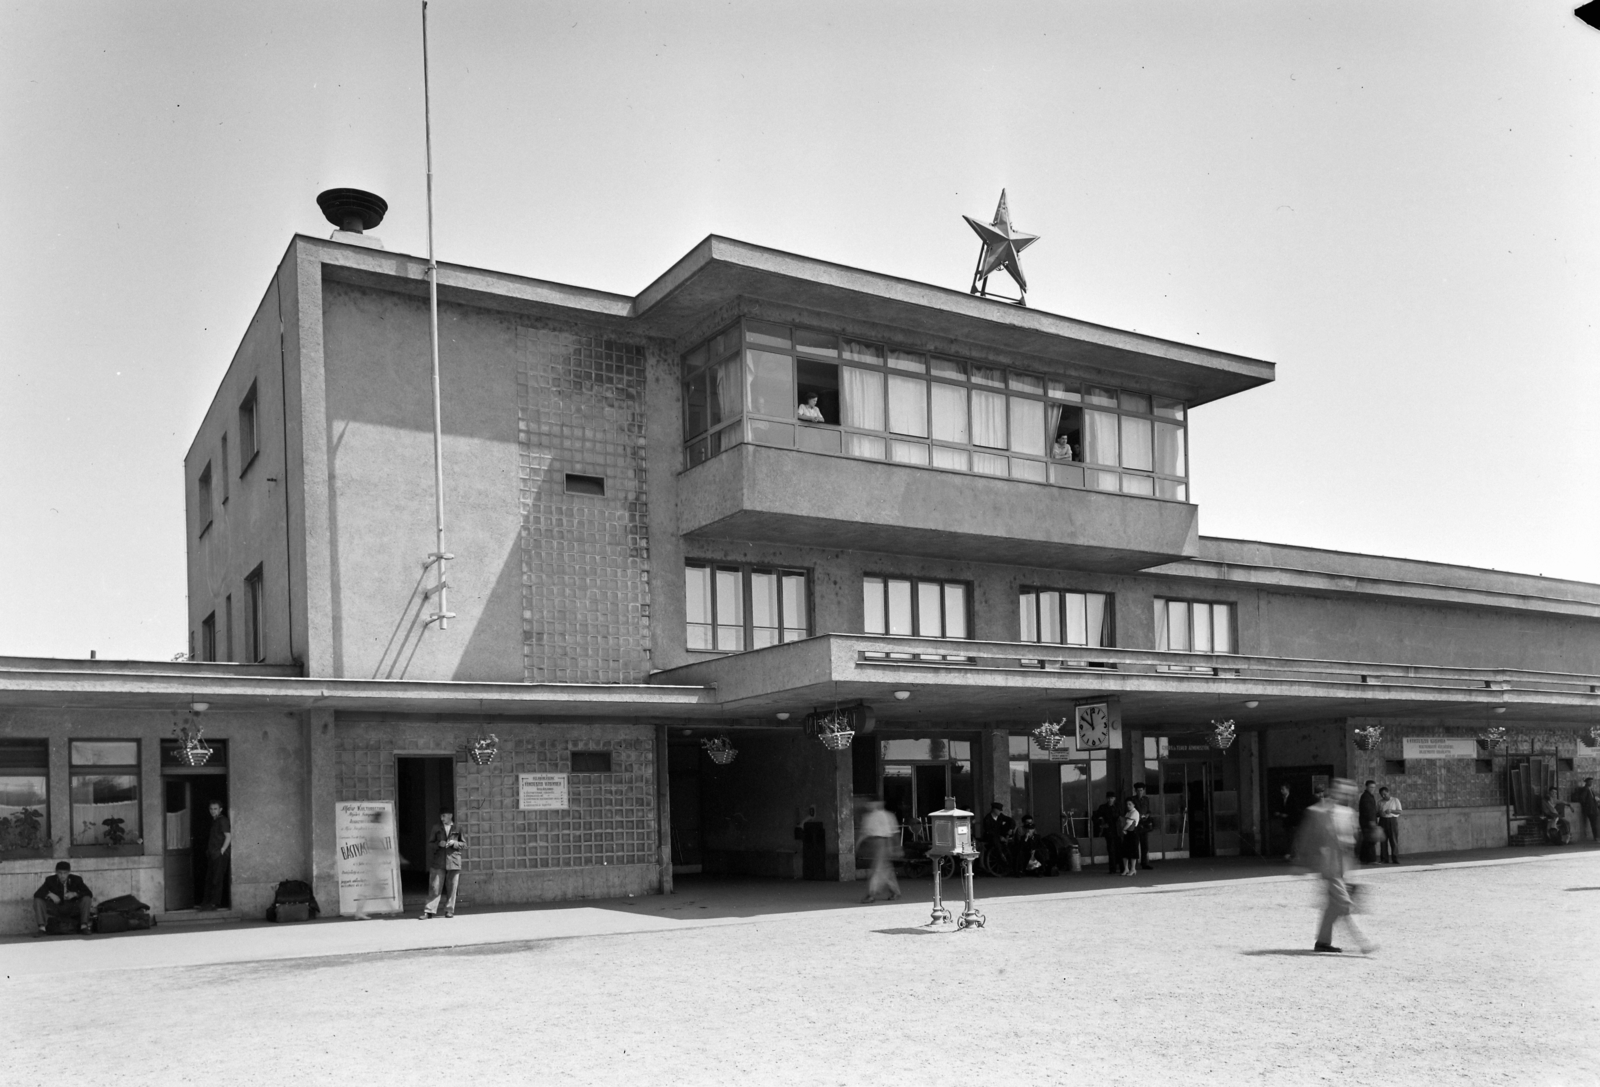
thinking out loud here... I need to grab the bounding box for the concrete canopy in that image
[648,635,1600,731]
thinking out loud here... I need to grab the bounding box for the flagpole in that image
[422,0,453,629]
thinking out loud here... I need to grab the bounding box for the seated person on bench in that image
[33,861,94,935]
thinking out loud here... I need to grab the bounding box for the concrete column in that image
[983,729,1009,814]
[304,709,338,912]
[655,724,673,896]
[834,745,855,881]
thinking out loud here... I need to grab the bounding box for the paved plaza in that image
[5,849,1597,1086]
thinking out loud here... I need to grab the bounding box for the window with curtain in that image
[1154,598,1235,654]
[863,576,970,639]
[681,320,1189,497]
[1019,589,1113,647]
[687,562,810,652]
[0,740,49,854]
[69,741,141,848]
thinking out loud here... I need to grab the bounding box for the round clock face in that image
[1077,705,1110,747]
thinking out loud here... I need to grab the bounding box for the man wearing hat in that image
[32,861,94,935]
[1297,780,1375,954]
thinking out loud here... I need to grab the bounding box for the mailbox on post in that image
[925,796,985,930]
[928,798,975,857]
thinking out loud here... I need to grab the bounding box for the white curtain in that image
[842,367,885,430]
[1084,410,1118,466]
[972,390,1007,448]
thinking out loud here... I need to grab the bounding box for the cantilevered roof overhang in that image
[647,636,1600,730]
[302,233,1277,409]
[633,236,1277,407]
[0,658,716,718]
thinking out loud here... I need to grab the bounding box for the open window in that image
[796,359,840,426]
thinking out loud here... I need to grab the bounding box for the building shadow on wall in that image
[371,564,433,679]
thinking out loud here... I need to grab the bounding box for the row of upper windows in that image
[195,565,265,663]
[685,562,1234,655]
[682,320,1190,501]
[195,380,261,538]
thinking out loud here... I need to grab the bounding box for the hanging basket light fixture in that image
[813,707,855,752]
[1477,726,1507,753]
[1352,725,1384,752]
[173,720,213,767]
[1032,718,1070,753]
[1206,719,1237,751]
[701,734,738,765]
[1580,725,1600,749]
[469,732,500,766]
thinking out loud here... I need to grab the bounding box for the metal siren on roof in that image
[962,189,1040,307]
[701,734,738,765]
[1032,718,1070,753]
[316,188,388,233]
[1352,725,1384,752]
[1206,719,1237,751]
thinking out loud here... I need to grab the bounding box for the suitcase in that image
[273,901,310,923]
[96,911,129,933]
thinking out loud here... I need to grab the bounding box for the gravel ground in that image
[5,853,1597,1087]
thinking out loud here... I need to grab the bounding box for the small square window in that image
[1382,759,1406,776]
[571,751,612,773]
[564,474,606,497]
[1474,759,1495,774]
[1558,757,1575,772]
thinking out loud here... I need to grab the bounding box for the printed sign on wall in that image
[519,773,569,810]
[1402,737,1479,760]
[334,800,403,916]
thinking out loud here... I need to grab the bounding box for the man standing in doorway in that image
[420,810,465,919]
[196,801,231,911]
[1357,780,1380,864]
[1378,786,1402,864]
[1131,782,1154,870]
[1576,778,1600,843]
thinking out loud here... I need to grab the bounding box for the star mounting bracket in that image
[963,189,1040,307]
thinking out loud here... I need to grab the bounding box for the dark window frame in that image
[684,560,812,653]
[244,564,265,663]
[238,382,260,476]
[67,739,142,853]
[570,751,613,773]
[861,574,974,641]
[1017,585,1115,648]
[200,612,217,663]
[1154,597,1238,655]
[0,739,51,855]
[197,462,213,537]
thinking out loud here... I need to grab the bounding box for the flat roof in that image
[300,233,1276,407]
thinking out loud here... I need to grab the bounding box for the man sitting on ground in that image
[33,861,93,935]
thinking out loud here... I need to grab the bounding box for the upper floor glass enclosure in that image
[682,319,1189,500]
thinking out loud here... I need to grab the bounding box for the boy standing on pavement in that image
[420,810,465,919]
[1378,786,1402,864]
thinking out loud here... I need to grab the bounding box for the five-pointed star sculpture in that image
[963,190,1039,295]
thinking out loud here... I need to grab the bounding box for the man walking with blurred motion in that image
[1297,780,1375,954]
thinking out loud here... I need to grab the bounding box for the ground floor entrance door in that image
[667,742,704,875]
[396,756,455,895]
[160,740,229,911]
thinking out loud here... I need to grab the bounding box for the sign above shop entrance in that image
[1402,737,1478,760]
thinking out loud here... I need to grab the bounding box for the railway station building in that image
[2,220,1597,930]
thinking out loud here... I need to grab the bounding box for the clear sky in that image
[2,1,1598,661]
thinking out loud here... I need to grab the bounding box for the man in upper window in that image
[196,801,232,911]
[33,861,93,935]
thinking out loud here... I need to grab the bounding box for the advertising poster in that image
[335,800,403,916]
[519,773,569,810]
